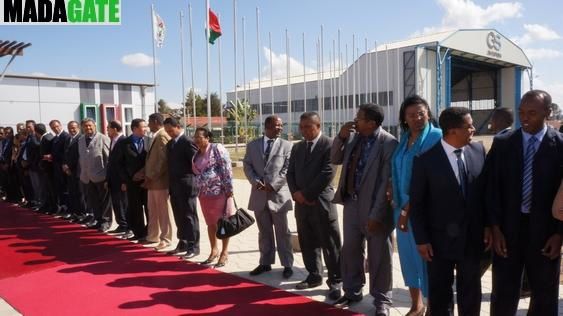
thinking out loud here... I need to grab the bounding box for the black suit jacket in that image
[410,141,487,260]
[166,135,197,196]
[287,134,335,210]
[0,139,13,165]
[38,134,54,172]
[118,136,147,184]
[107,135,126,183]
[51,131,70,165]
[64,134,81,176]
[486,128,563,249]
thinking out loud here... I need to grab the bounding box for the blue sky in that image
[2,0,563,105]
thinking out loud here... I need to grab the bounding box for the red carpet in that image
[0,202,359,315]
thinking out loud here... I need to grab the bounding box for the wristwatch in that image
[400,210,408,217]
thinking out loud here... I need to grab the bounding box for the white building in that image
[227,29,532,137]
[0,74,155,135]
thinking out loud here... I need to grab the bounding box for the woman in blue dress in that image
[391,95,442,316]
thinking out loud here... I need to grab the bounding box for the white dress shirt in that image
[441,139,466,185]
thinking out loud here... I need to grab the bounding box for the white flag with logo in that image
[152,11,166,48]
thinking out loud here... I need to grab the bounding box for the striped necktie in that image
[454,149,467,198]
[521,136,538,213]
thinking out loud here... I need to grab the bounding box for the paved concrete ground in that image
[2,178,561,315]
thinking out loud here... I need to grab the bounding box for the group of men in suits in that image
[1,114,201,260]
[242,90,561,316]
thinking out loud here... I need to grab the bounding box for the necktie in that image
[264,139,274,161]
[454,149,468,198]
[346,138,365,196]
[521,136,538,213]
[305,141,314,160]
[137,139,144,153]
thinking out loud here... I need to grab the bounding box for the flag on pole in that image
[208,9,222,44]
[152,10,166,48]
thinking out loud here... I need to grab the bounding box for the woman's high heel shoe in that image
[214,254,228,268]
[201,254,218,265]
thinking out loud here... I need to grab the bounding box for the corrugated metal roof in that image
[3,73,154,87]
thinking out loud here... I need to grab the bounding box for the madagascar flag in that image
[209,9,222,44]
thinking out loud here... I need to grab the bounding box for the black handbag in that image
[216,197,255,239]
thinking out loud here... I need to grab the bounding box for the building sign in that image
[486,31,502,59]
[1,0,121,25]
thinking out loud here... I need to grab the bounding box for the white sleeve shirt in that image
[440,139,466,185]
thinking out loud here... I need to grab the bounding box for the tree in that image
[225,99,258,139]
[158,99,184,120]
[183,89,222,117]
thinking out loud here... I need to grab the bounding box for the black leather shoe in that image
[118,231,134,239]
[85,220,99,229]
[328,282,342,300]
[282,267,293,279]
[107,227,128,234]
[249,265,271,276]
[182,249,200,260]
[295,277,322,290]
[167,248,187,256]
[333,296,361,309]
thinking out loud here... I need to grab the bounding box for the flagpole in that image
[352,34,356,115]
[302,32,306,113]
[269,32,274,115]
[396,47,401,137]
[150,4,158,113]
[365,38,369,104]
[256,7,263,135]
[329,45,334,136]
[337,29,341,128]
[316,38,320,118]
[233,0,238,152]
[386,44,390,131]
[286,28,292,140]
[179,10,187,130]
[218,19,224,144]
[188,3,196,131]
[345,43,349,121]
[330,39,336,137]
[375,41,379,104]
[205,0,212,129]
[320,25,324,132]
[242,16,248,142]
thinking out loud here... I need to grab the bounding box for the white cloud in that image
[529,77,563,105]
[414,0,523,36]
[513,24,560,45]
[525,48,563,60]
[258,46,316,81]
[121,53,159,68]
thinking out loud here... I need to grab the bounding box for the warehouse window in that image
[100,83,114,104]
[79,82,95,104]
[118,84,132,104]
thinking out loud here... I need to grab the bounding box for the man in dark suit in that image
[410,107,490,316]
[0,127,13,201]
[287,112,342,299]
[118,118,148,240]
[35,123,56,214]
[49,120,70,216]
[19,120,40,208]
[332,104,398,315]
[62,121,86,222]
[487,90,562,315]
[163,117,200,257]
[106,120,128,234]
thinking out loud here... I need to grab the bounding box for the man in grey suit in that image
[78,118,112,232]
[243,115,294,279]
[331,104,398,316]
[287,112,342,300]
